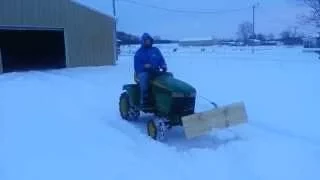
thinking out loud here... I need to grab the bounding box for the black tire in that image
[119,92,140,121]
[119,92,129,120]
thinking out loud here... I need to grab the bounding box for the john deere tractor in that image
[119,70,197,140]
[119,70,248,141]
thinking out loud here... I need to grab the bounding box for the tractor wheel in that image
[147,120,158,140]
[119,92,140,121]
[147,118,169,141]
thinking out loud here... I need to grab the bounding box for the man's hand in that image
[161,65,167,72]
[144,64,151,68]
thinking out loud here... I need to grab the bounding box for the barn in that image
[0,0,116,73]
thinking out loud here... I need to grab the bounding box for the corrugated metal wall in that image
[0,0,116,72]
[0,49,2,72]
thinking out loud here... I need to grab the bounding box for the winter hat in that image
[141,33,154,43]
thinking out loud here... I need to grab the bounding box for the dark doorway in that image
[0,28,66,73]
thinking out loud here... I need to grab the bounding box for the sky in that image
[75,0,316,40]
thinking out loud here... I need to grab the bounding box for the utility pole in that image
[112,0,118,62]
[112,0,117,37]
[112,0,117,18]
[112,0,117,33]
[252,3,260,39]
[251,3,259,54]
[252,4,256,38]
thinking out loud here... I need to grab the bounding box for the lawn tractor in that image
[119,69,248,140]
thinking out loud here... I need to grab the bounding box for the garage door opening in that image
[0,28,66,73]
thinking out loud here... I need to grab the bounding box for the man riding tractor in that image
[134,33,167,108]
[119,34,248,140]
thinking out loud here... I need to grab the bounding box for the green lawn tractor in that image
[119,70,248,141]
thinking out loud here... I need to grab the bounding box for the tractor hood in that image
[152,73,196,97]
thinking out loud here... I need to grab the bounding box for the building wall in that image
[303,37,320,48]
[0,49,2,72]
[0,0,116,72]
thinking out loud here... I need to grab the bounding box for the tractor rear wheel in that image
[119,92,140,121]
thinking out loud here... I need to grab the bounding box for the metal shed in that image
[0,0,116,73]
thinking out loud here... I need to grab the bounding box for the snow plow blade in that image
[182,101,248,139]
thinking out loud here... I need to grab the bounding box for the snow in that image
[1,45,320,180]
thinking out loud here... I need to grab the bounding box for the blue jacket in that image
[134,33,166,74]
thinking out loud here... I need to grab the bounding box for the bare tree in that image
[256,33,266,41]
[280,30,292,40]
[297,0,320,27]
[267,33,275,40]
[280,28,304,45]
[153,36,161,40]
[237,21,254,44]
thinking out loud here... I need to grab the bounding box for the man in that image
[134,33,167,107]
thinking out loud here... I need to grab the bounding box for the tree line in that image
[118,0,320,46]
[236,21,305,45]
[116,31,175,45]
[236,0,320,46]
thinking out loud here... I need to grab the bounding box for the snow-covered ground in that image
[1,45,320,180]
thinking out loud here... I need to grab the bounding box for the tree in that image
[267,33,275,41]
[296,31,306,39]
[280,30,292,40]
[297,0,320,27]
[256,33,266,41]
[153,36,161,40]
[116,31,140,44]
[237,21,254,44]
[280,29,304,45]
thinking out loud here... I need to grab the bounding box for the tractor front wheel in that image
[147,120,157,140]
[147,118,169,141]
[119,92,140,121]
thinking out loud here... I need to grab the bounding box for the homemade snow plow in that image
[119,70,248,140]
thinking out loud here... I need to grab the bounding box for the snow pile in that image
[1,46,320,180]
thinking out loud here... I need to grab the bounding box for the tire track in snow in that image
[19,69,313,152]
[7,70,317,149]
[249,121,320,147]
[33,70,246,150]
[0,71,35,84]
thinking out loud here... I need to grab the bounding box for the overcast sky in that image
[75,0,315,40]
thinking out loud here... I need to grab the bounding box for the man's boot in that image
[141,94,149,109]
